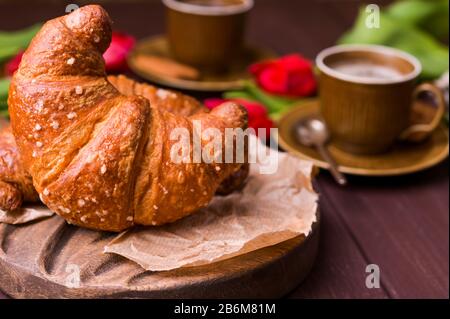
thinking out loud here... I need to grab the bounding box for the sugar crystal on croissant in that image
[8,5,248,231]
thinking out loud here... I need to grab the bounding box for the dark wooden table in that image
[0,0,448,299]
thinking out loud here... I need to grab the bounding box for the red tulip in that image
[5,51,24,76]
[249,54,316,97]
[102,31,135,72]
[204,98,274,140]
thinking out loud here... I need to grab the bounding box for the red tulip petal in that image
[248,59,276,76]
[249,53,317,97]
[249,116,274,139]
[5,51,24,76]
[257,65,289,95]
[278,54,312,71]
[103,32,135,72]
[287,70,317,96]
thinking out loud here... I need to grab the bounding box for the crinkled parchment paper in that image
[105,137,318,271]
[0,205,54,224]
[0,136,318,271]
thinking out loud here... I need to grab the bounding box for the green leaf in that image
[223,90,258,101]
[339,7,449,79]
[387,0,449,40]
[0,109,9,118]
[0,23,42,63]
[0,78,11,116]
[0,45,22,63]
[0,78,10,97]
[0,23,41,47]
[244,80,297,113]
[224,81,314,121]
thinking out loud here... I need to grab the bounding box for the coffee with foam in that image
[331,62,404,81]
[178,0,245,6]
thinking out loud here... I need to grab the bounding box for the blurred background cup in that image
[316,44,446,155]
[163,0,254,73]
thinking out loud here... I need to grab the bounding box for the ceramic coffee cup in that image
[163,0,254,72]
[316,44,446,155]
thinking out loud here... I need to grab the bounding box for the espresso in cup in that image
[331,62,404,81]
[163,0,254,72]
[179,0,244,6]
[316,45,446,154]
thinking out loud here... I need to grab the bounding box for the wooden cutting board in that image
[0,211,319,298]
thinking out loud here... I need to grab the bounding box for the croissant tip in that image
[64,4,112,51]
[68,4,109,18]
[210,101,249,129]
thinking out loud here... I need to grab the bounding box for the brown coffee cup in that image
[163,0,253,72]
[316,44,446,155]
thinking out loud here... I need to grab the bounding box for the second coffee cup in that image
[316,44,446,155]
[163,0,254,72]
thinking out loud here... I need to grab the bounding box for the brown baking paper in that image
[0,205,54,224]
[104,136,318,271]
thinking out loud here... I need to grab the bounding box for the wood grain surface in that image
[0,0,448,299]
[0,212,319,298]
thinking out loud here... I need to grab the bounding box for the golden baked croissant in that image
[107,74,206,117]
[0,125,39,211]
[8,5,248,231]
[0,75,248,211]
[109,75,250,195]
[0,75,204,212]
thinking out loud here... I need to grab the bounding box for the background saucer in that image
[128,35,275,91]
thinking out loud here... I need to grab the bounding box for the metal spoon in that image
[295,117,347,185]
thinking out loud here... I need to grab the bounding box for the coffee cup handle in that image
[399,83,446,142]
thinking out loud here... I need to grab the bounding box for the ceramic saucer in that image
[278,100,449,176]
[128,35,275,91]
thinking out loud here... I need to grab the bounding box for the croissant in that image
[8,5,248,231]
[107,74,206,117]
[108,75,250,195]
[0,125,39,211]
[0,75,249,211]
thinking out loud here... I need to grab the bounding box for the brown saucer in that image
[128,35,275,91]
[278,100,449,176]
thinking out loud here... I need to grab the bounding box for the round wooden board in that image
[0,211,320,298]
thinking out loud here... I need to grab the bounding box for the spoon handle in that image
[316,144,347,185]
